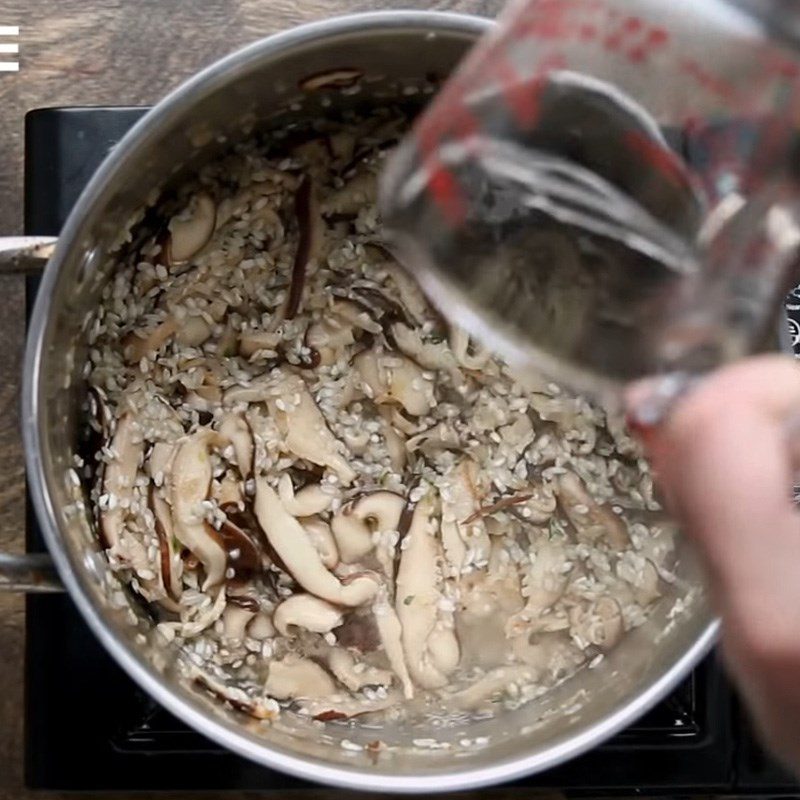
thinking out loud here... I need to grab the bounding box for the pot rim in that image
[22,10,719,793]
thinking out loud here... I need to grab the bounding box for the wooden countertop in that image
[0,2,504,797]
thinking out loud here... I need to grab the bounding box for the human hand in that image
[626,355,800,773]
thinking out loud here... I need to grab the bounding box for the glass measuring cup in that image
[379,0,800,394]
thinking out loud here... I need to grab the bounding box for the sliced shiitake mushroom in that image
[305,299,380,365]
[254,476,378,607]
[278,474,333,517]
[506,539,572,638]
[209,515,262,587]
[617,556,662,606]
[221,604,256,640]
[328,647,393,692]
[194,672,278,721]
[218,413,253,479]
[440,458,490,573]
[444,665,536,711]
[100,412,144,549]
[266,371,355,485]
[170,430,227,590]
[122,317,178,364]
[354,349,435,417]
[499,414,535,456]
[557,471,629,549]
[305,315,356,363]
[395,494,460,690]
[218,322,238,357]
[390,322,463,382]
[213,471,243,508]
[285,176,324,320]
[248,611,276,640]
[406,423,461,456]
[149,485,182,602]
[322,171,377,217]
[166,193,216,265]
[299,67,363,92]
[384,263,432,326]
[449,326,491,371]
[299,690,400,722]
[462,492,534,525]
[373,594,415,700]
[510,631,584,682]
[265,654,336,700]
[226,591,261,613]
[569,597,624,651]
[379,414,407,473]
[238,329,282,359]
[300,515,338,569]
[331,491,405,564]
[273,593,344,637]
[349,284,413,329]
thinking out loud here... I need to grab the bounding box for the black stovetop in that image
[22,106,800,794]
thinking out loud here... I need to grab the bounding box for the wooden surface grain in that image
[0,1,500,796]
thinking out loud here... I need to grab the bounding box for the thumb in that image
[630,356,800,604]
[627,355,800,768]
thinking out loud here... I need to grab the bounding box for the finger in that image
[638,357,800,592]
[630,356,800,650]
[630,357,800,769]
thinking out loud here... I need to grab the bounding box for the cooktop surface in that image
[23,106,800,794]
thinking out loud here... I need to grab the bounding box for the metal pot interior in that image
[25,12,716,792]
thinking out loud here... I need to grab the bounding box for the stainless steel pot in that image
[0,12,717,792]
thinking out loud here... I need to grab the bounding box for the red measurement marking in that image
[679,58,737,104]
[777,60,800,80]
[410,0,613,227]
[513,0,609,42]
[411,55,480,227]
[623,16,643,33]
[627,46,647,64]
[414,66,472,156]
[647,27,669,47]
[427,161,466,227]
[515,15,573,40]
[416,104,478,168]
[623,130,688,187]
[527,0,567,14]
[489,55,544,128]
[756,48,800,81]
[515,0,573,39]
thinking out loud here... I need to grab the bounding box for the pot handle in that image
[0,237,63,592]
[0,553,63,592]
[0,236,57,274]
